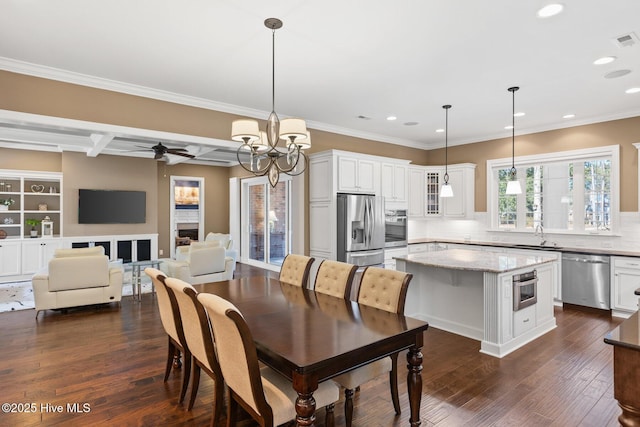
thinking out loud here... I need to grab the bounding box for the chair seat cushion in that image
[332,357,392,390]
[260,366,339,426]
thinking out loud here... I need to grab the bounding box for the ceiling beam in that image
[87,133,114,157]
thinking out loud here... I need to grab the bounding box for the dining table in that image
[194,276,430,427]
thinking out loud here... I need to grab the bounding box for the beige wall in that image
[61,152,158,236]
[156,162,231,254]
[2,70,640,255]
[427,117,640,212]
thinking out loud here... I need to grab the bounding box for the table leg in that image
[294,391,316,427]
[407,346,423,427]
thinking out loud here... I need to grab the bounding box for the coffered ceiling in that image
[1,0,639,165]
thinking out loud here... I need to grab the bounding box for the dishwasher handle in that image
[562,256,609,264]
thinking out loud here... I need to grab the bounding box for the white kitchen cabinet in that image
[384,246,408,270]
[407,163,475,219]
[611,256,640,317]
[424,168,442,216]
[0,240,21,277]
[408,167,425,218]
[442,164,476,218]
[337,156,378,194]
[408,243,428,254]
[21,239,62,274]
[381,162,408,207]
[309,150,411,263]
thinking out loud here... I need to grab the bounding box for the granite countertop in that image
[605,310,640,351]
[396,248,557,274]
[407,238,640,258]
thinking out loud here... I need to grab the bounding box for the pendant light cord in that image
[271,26,275,113]
[442,104,451,183]
[511,89,515,170]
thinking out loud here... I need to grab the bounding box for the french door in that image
[242,176,291,269]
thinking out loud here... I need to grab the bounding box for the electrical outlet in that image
[159,249,164,256]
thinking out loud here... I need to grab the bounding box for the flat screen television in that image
[78,189,146,224]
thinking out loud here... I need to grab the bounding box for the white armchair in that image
[166,243,234,285]
[175,232,237,271]
[32,246,123,318]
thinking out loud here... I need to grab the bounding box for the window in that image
[488,146,619,234]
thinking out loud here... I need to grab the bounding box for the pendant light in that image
[505,86,522,195]
[439,104,454,198]
[231,18,310,188]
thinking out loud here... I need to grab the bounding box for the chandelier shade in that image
[232,18,310,188]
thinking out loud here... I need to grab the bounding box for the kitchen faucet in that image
[535,224,546,246]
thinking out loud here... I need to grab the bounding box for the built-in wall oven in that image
[513,269,538,311]
[384,209,407,248]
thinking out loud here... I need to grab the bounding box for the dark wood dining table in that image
[194,276,430,427]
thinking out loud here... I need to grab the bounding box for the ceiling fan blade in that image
[166,147,188,153]
[168,151,196,159]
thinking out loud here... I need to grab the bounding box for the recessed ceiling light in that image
[563,114,576,119]
[504,125,514,130]
[514,112,526,117]
[604,69,632,79]
[537,3,564,18]
[626,87,640,94]
[435,128,444,133]
[593,56,616,65]
[357,115,371,120]
[386,116,397,121]
[404,121,419,126]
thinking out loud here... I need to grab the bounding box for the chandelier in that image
[232,18,310,188]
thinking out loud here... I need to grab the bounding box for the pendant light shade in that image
[439,104,454,198]
[505,87,522,195]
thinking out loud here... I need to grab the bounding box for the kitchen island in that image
[396,248,559,357]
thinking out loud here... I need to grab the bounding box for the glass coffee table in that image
[129,259,162,301]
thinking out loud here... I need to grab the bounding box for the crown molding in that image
[0,57,425,150]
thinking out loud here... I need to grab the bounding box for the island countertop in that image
[395,248,557,274]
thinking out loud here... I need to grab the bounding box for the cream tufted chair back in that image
[357,267,412,314]
[278,254,315,287]
[313,260,358,298]
[334,266,413,427]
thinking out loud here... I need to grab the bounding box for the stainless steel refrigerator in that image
[337,193,385,267]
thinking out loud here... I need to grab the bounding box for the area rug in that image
[0,271,155,313]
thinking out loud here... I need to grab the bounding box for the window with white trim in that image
[488,146,619,234]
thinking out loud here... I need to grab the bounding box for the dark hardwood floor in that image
[0,263,625,426]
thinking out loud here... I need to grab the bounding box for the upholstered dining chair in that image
[278,254,315,288]
[313,259,358,298]
[332,266,413,427]
[197,292,340,427]
[164,277,224,427]
[144,267,191,404]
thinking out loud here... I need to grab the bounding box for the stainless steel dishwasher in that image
[561,253,610,309]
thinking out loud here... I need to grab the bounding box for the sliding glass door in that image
[243,176,290,268]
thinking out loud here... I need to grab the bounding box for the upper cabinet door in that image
[338,156,379,194]
[408,167,425,217]
[381,163,407,205]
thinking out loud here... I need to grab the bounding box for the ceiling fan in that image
[142,142,196,160]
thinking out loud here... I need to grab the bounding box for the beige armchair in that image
[165,243,234,285]
[32,246,123,318]
[175,232,237,271]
